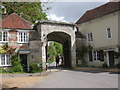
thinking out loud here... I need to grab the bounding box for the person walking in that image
[56,55,60,68]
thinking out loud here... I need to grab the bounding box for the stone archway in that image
[30,20,76,70]
[47,32,71,68]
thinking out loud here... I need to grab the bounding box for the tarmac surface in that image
[29,69,119,88]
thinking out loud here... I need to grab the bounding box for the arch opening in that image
[46,32,72,68]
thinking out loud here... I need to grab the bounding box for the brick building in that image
[0,13,33,71]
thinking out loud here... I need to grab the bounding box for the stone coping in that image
[38,20,77,27]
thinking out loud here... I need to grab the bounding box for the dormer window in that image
[107,28,112,38]
[0,31,8,43]
[18,31,29,43]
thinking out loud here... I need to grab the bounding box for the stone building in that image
[0,13,33,71]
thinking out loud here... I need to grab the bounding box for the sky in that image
[42,1,109,23]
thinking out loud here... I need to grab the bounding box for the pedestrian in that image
[61,56,64,67]
[56,55,60,68]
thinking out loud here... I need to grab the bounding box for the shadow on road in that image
[71,69,120,74]
[47,61,120,74]
[48,66,120,75]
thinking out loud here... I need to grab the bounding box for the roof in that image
[39,20,76,26]
[75,31,86,38]
[76,2,120,24]
[33,20,76,30]
[2,13,33,29]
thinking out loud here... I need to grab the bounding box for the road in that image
[29,69,119,88]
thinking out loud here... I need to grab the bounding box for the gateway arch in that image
[30,20,76,69]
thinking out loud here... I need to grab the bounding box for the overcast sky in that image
[43,1,109,23]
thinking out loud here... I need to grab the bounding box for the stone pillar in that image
[41,42,47,70]
[71,32,76,68]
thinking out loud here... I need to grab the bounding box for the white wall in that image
[78,11,119,49]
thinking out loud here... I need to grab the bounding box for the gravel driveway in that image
[29,69,119,88]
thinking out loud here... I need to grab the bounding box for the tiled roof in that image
[2,13,33,29]
[76,2,120,24]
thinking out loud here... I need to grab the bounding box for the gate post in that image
[41,41,47,70]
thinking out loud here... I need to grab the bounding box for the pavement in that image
[0,61,60,78]
[29,69,119,88]
[0,71,50,78]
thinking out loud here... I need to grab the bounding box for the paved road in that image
[29,69,119,88]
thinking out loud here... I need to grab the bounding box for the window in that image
[93,51,100,61]
[93,51,97,60]
[18,32,29,43]
[0,31,8,42]
[107,28,112,38]
[87,33,93,42]
[89,50,104,62]
[0,54,11,66]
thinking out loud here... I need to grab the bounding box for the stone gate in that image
[29,20,77,69]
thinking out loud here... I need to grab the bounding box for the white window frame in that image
[92,50,100,62]
[0,31,8,43]
[106,28,112,39]
[17,31,29,43]
[0,54,11,67]
[87,33,93,42]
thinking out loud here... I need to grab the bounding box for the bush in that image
[29,63,42,73]
[10,56,23,73]
[0,68,7,73]
[102,63,108,68]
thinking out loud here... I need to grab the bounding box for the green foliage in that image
[47,59,54,64]
[48,45,56,57]
[0,68,8,73]
[76,45,93,66]
[10,56,23,73]
[53,42,62,55]
[2,2,48,23]
[47,41,63,61]
[76,45,89,65]
[29,63,42,73]
[0,47,7,54]
[0,43,16,55]
[77,46,88,59]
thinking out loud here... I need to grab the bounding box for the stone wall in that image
[29,40,42,64]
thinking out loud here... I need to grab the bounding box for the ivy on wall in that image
[76,44,93,65]
[0,43,16,55]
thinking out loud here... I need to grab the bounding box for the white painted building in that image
[76,2,120,67]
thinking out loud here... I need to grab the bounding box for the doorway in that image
[20,54,28,72]
[108,51,115,68]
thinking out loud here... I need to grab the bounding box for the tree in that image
[47,41,63,62]
[53,42,62,55]
[2,2,48,23]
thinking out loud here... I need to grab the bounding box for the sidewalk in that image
[0,71,51,78]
